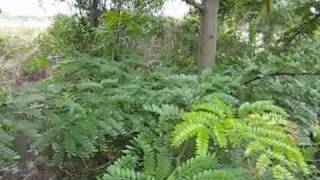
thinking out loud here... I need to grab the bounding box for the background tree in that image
[183,0,220,70]
[57,0,164,27]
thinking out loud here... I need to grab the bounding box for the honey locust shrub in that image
[1,47,318,178]
[171,98,310,179]
[0,57,237,169]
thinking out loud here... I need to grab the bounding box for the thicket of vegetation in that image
[1,0,320,179]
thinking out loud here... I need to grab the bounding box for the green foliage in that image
[219,0,320,50]
[100,152,240,180]
[101,130,249,179]
[38,15,98,57]
[217,38,320,127]
[0,92,30,164]
[97,11,147,60]
[1,1,320,179]
[103,11,142,35]
[279,0,320,47]
[21,56,48,75]
[0,128,19,163]
[0,36,33,61]
[2,47,319,178]
[0,56,238,169]
[68,0,164,17]
[172,97,310,179]
[1,46,319,178]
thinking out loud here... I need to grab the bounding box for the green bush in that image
[172,98,309,179]
[1,1,320,179]
[1,46,319,177]
[37,16,98,57]
[100,153,245,180]
[21,56,48,75]
[0,57,234,173]
[1,32,320,179]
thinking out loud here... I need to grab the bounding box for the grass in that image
[0,27,45,40]
[0,26,44,90]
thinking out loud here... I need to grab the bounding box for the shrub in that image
[100,153,243,180]
[1,45,319,178]
[38,16,98,57]
[21,56,48,75]
[172,97,310,179]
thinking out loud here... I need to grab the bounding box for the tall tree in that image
[88,0,101,27]
[55,0,107,27]
[56,0,164,27]
[183,0,220,70]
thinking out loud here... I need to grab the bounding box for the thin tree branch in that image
[182,0,204,11]
[278,14,320,50]
[299,142,320,148]
[243,71,320,85]
[287,16,319,43]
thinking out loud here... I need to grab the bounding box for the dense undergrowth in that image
[1,46,319,179]
[1,1,320,179]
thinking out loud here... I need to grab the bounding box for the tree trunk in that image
[198,0,219,70]
[89,0,100,27]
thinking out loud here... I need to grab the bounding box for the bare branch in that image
[182,0,203,11]
[243,71,320,85]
